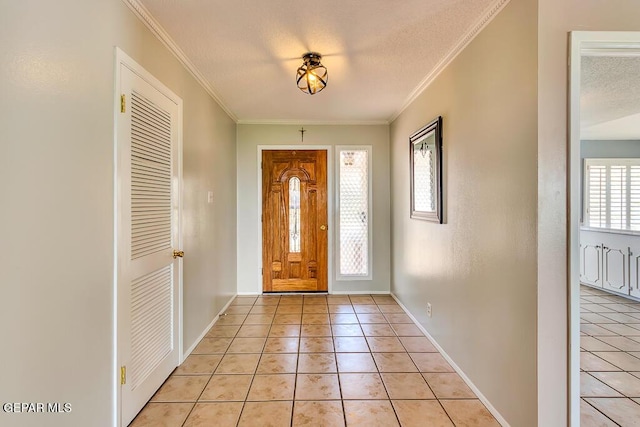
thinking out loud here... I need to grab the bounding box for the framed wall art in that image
[409,116,443,223]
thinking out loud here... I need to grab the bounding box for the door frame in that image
[257,145,334,294]
[113,47,184,426]
[568,31,640,426]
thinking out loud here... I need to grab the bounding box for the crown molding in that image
[388,0,511,123]
[122,0,238,122]
[236,119,390,126]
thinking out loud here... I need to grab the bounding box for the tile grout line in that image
[234,297,263,427]
[143,293,501,426]
[580,285,640,422]
[179,324,239,427]
[581,397,623,427]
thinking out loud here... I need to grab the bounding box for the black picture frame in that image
[409,116,443,223]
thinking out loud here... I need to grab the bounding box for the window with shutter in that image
[584,158,640,231]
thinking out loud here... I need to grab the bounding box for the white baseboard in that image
[390,293,510,427]
[237,292,261,296]
[182,294,237,361]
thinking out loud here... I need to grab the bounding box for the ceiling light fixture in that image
[296,52,328,95]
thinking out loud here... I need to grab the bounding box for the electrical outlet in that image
[426,303,432,318]
[207,191,214,204]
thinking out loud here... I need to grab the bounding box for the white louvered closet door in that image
[117,52,182,427]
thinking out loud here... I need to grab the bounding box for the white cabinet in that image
[602,245,627,293]
[629,243,640,299]
[580,236,602,287]
[580,229,637,296]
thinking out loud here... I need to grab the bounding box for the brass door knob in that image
[173,250,185,259]
[320,225,327,231]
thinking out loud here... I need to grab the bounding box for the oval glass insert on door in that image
[289,177,301,253]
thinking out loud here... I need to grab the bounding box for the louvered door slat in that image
[132,100,172,132]
[131,169,171,183]
[131,114,171,137]
[132,120,171,139]
[132,220,171,231]
[132,159,171,176]
[132,191,171,198]
[131,148,170,167]
[131,94,171,120]
[132,129,171,154]
[130,265,173,389]
[132,240,171,253]
[131,122,171,145]
[132,212,171,221]
[132,183,171,193]
[131,112,172,137]
[131,117,171,144]
[131,233,171,250]
[131,104,172,133]
[132,197,171,203]
[133,181,171,191]
[131,200,171,207]
[132,221,171,231]
[130,267,169,299]
[131,167,170,178]
[133,227,167,244]
[132,295,171,331]
[131,209,171,216]
[131,89,172,260]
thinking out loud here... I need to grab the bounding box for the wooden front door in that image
[262,150,328,292]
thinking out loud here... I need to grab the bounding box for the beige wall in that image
[0,1,236,426]
[390,1,538,425]
[236,124,390,294]
[538,1,640,425]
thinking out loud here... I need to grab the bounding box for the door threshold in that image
[262,291,329,295]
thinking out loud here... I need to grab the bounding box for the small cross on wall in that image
[299,127,306,142]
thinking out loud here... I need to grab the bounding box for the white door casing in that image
[115,48,183,426]
[569,31,640,426]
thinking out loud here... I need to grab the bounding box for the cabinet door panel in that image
[602,246,628,294]
[580,243,602,287]
[630,245,640,298]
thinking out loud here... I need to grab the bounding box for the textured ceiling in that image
[138,0,499,123]
[581,55,640,140]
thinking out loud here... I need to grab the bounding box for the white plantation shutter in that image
[631,166,640,230]
[585,159,640,231]
[610,165,627,230]
[587,164,606,228]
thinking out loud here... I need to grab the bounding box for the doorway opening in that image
[569,32,640,425]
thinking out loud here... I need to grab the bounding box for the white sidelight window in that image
[336,147,372,279]
[584,158,640,231]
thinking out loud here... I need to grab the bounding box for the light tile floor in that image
[130,294,500,426]
[580,285,640,426]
